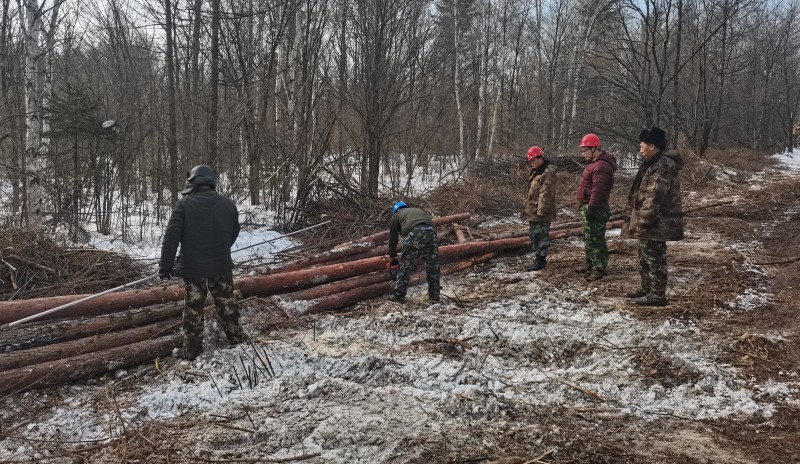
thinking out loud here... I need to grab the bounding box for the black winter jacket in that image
[159,188,240,278]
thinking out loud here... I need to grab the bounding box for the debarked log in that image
[288,271,390,301]
[269,241,377,273]
[487,215,626,240]
[295,220,626,305]
[0,319,181,372]
[550,220,624,239]
[295,245,389,268]
[0,220,625,326]
[303,252,500,314]
[0,303,184,352]
[0,285,185,326]
[0,334,181,395]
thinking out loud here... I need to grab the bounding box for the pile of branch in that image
[0,214,624,394]
[0,228,146,300]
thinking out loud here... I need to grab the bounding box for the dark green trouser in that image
[393,225,440,299]
[182,272,245,355]
[581,204,611,270]
[529,221,551,259]
[638,239,667,297]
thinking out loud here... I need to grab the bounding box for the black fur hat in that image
[639,126,667,149]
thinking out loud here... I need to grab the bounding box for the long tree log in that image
[288,272,390,301]
[0,319,180,372]
[0,303,184,352]
[303,252,500,314]
[488,214,626,240]
[550,220,624,239]
[273,224,464,275]
[337,212,472,246]
[0,286,185,327]
[297,220,627,304]
[0,334,181,395]
[269,242,377,273]
[0,220,625,326]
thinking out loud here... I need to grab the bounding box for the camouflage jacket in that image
[621,149,684,241]
[522,163,557,222]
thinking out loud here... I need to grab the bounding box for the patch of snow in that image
[771,151,800,171]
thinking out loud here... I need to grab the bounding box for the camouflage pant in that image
[638,239,667,296]
[528,221,551,259]
[182,272,245,356]
[393,224,440,299]
[581,204,611,270]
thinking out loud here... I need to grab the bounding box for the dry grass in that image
[0,229,146,299]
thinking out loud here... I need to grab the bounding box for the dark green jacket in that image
[388,207,434,257]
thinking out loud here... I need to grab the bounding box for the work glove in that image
[585,206,601,222]
[159,269,174,280]
[386,259,400,281]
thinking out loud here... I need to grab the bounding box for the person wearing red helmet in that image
[621,126,684,306]
[576,133,617,281]
[521,146,557,271]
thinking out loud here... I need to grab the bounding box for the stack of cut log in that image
[0,213,623,394]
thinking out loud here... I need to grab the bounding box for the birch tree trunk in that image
[21,0,43,227]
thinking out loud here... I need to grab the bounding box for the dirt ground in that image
[1,157,799,463]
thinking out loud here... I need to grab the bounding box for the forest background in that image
[1,0,798,242]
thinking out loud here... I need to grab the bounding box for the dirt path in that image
[528,171,800,463]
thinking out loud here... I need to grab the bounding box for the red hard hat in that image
[527,146,543,160]
[580,134,601,148]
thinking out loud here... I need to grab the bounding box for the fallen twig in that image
[752,256,800,266]
[555,379,607,402]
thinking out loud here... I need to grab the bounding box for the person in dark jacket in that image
[521,146,557,271]
[159,165,245,359]
[388,202,440,303]
[576,133,618,281]
[621,127,684,306]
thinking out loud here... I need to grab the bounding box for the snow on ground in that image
[85,210,297,273]
[772,150,800,171]
[2,259,797,462]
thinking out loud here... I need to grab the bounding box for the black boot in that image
[574,264,591,274]
[585,269,607,282]
[633,293,668,306]
[527,257,547,272]
[625,288,649,298]
[176,339,203,360]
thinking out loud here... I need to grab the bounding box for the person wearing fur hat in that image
[521,146,557,271]
[621,127,684,306]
